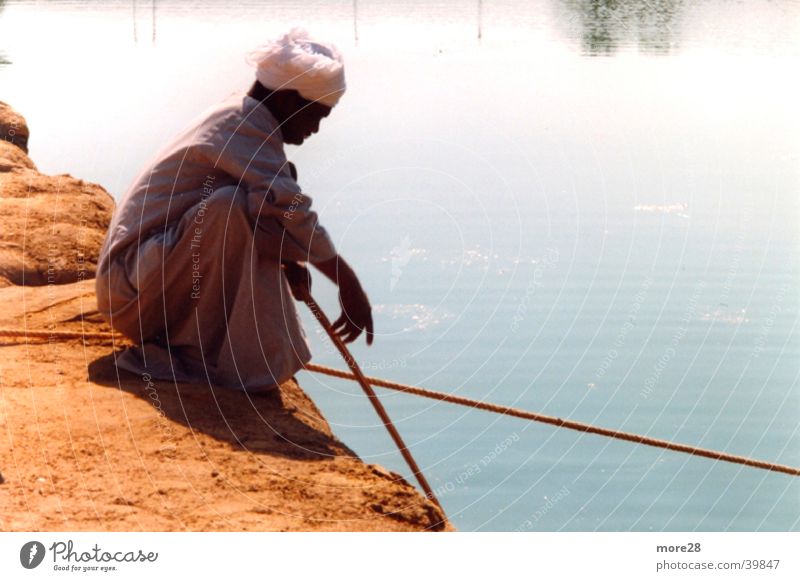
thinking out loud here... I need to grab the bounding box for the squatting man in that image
[96,29,373,393]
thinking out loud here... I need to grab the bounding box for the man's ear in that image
[290,90,316,110]
[266,90,299,122]
[291,90,306,106]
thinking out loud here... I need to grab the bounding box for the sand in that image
[0,280,448,531]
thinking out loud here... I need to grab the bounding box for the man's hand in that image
[314,255,374,345]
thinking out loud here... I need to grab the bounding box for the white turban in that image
[247,28,346,108]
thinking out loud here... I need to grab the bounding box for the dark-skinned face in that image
[268,89,332,146]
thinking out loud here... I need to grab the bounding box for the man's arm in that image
[206,113,337,264]
[280,163,372,345]
[208,110,371,343]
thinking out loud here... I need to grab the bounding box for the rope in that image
[0,329,121,341]
[2,327,798,477]
[296,291,445,514]
[304,363,800,477]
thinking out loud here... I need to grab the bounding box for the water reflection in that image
[0,0,8,66]
[562,0,683,56]
[131,0,158,45]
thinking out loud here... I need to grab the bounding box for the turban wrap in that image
[247,28,346,108]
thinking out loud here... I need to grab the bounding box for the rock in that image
[0,140,36,172]
[0,102,114,286]
[0,103,453,533]
[369,464,395,480]
[0,100,30,153]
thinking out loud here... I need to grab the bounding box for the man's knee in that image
[190,186,251,235]
[183,185,257,260]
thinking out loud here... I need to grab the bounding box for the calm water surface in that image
[1,0,798,531]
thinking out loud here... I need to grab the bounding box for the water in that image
[2,0,798,531]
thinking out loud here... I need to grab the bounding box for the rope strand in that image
[1,327,797,477]
[0,329,120,341]
[303,363,800,477]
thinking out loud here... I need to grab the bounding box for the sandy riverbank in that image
[0,101,448,532]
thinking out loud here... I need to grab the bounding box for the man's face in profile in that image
[278,92,332,146]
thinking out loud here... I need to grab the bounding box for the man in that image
[96,29,373,393]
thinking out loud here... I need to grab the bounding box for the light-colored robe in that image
[95,92,337,392]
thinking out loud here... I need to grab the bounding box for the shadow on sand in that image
[88,350,355,461]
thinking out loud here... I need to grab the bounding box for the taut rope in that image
[303,363,800,477]
[1,326,798,477]
[0,329,119,340]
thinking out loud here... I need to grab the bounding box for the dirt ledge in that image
[0,101,449,532]
[0,280,449,531]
